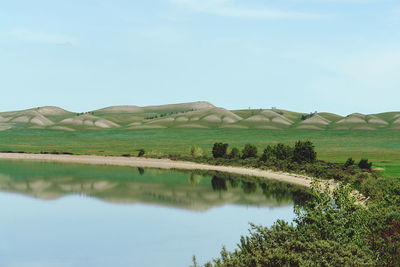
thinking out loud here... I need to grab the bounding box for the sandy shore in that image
[0,153,319,188]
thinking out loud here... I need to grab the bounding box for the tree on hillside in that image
[293,140,317,163]
[190,145,203,158]
[242,144,258,159]
[229,147,240,159]
[212,142,229,158]
[358,159,372,170]
[273,143,293,161]
[261,145,273,162]
[344,158,355,168]
[137,149,145,157]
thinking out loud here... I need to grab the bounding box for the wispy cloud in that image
[8,28,78,46]
[170,0,322,20]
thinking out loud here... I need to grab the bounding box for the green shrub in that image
[229,147,240,159]
[358,159,372,170]
[293,140,317,163]
[242,144,258,159]
[273,143,293,161]
[212,142,229,158]
[190,145,203,158]
[137,149,145,157]
[260,145,273,162]
[345,157,355,168]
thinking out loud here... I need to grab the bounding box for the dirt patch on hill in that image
[296,125,324,130]
[353,126,376,131]
[272,117,292,125]
[368,118,388,125]
[301,114,330,125]
[94,105,143,113]
[220,125,249,129]
[337,116,367,124]
[255,126,280,130]
[128,125,167,129]
[176,124,209,129]
[50,126,76,132]
[37,106,69,115]
[244,115,270,122]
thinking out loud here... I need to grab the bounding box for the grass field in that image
[1,127,399,177]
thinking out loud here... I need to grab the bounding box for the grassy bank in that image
[1,128,399,176]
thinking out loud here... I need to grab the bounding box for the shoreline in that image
[0,153,321,188]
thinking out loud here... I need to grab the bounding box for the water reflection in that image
[0,160,309,211]
[0,160,309,267]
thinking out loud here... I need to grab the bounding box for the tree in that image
[137,149,145,157]
[190,145,203,158]
[273,143,293,160]
[242,144,258,159]
[344,157,355,168]
[212,143,229,158]
[260,145,273,162]
[293,140,317,163]
[229,147,240,159]
[358,159,372,170]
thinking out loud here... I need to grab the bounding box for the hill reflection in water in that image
[0,160,309,211]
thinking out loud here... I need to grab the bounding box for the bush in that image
[293,140,317,163]
[260,145,273,162]
[137,149,145,157]
[212,143,229,158]
[242,144,258,159]
[345,157,355,168]
[229,147,240,159]
[190,145,203,158]
[273,143,293,161]
[358,159,372,170]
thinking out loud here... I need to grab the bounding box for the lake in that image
[0,160,308,267]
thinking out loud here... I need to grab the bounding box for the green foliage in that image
[241,144,258,159]
[203,168,400,267]
[212,143,229,158]
[206,183,377,267]
[1,128,399,174]
[345,157,355,168]
[190,145,203,158]
[292,140,316,163]
[273,143,293,161]
[358,159,372,170]
[229,147,240,159]
[260,145,273,162]
[137,149,145,157]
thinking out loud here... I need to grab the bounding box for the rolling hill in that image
[1,101,399,131]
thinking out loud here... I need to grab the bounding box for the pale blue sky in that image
[1,0,399,114]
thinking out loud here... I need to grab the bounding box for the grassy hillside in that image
[1,102,399,131]
[1,102,399,177]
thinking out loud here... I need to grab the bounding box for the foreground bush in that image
[198,179,400,267]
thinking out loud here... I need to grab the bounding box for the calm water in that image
[0,160,307,267]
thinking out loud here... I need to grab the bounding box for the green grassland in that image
[1,127,399,176]
[1,102,399,177]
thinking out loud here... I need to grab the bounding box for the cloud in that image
[8,28,78,46]
[170,0,322,20]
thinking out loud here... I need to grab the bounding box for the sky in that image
[1,0,399,115]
